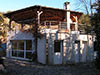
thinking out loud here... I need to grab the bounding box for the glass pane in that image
[26,52,32,59]
[70,24,75,31]
[54,40,61,52]
[12,40,17,50]
[17,51,24,58]
[12,51,17,57]
[26,40,32,50]
[18,40,24,50]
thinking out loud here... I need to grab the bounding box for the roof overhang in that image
[4,5,83,24]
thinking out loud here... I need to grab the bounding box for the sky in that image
[0,0,96,14]
[0,0,78,12]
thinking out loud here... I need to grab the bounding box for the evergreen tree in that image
[91,0,100,69]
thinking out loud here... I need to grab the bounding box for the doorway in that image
[81,41,87,62]
[53,40,63,64]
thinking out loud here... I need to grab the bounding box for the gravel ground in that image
[0,58,100,75]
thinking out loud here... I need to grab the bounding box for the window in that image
[11,40,32,50]
[75,40,80,43]
[11,40,33,59]
[18,40,24,50]
[17,51,24,58]
[54,40,62,52]
[26,40,32,50]
[11,40,24,50]
[26,52,32,59]
[70,24,75,31]
[12,51,24,58]
[60,22,67,29]
[11,40,17,50]
[12,51,17,57]
[94,41,97,51]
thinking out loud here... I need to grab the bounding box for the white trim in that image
[26,50,33,52]
[32,40,34,53]
[24,40,26,59]
[10,42,12,57]
[11,56,32,61]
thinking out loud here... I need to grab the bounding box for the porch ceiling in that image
[4,5,83,24]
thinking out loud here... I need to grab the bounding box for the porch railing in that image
[41,21,67,30]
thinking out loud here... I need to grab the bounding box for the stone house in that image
[4,2,95,64]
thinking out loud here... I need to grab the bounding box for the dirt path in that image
[0,58,100,75]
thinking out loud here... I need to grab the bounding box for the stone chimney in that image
[64,2,70,32]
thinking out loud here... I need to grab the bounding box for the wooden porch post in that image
[34,10,43,61]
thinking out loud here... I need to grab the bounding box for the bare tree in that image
[74,0,96,15]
